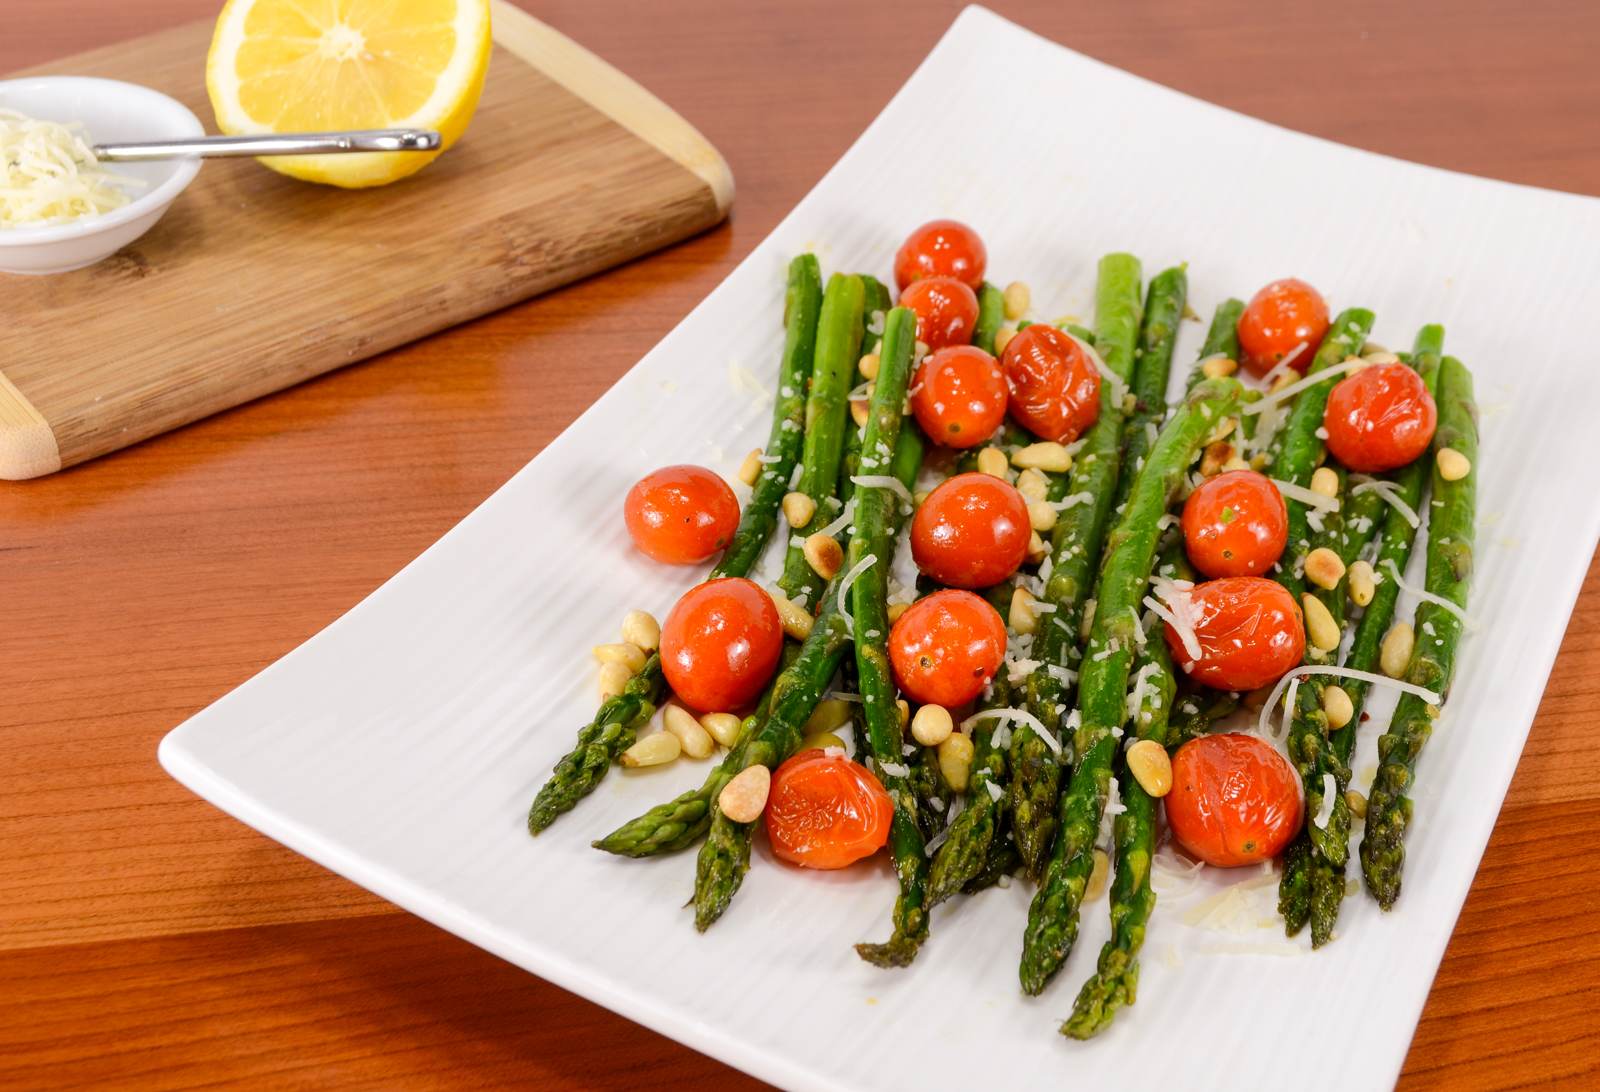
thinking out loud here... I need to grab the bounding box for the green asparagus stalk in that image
[1113,266,1188,511]
[926,670,1013,906]
[1185,298,1244,392]
[962,829,1021,895]
[838,276,894,510]
[528,255,823,834]
[972,281,1006,355]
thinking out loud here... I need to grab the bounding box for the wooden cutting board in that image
[0,0,731,479]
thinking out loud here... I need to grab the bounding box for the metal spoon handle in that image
[91,128,441,161]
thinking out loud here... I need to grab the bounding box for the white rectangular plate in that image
[161,7,1600,1089]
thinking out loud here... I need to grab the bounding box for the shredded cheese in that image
[1271,478,1341,512]
[1351,477,1420,529]
[835,553,877,636]
[1258,342,1310,389]
[984,780,1003,803]
[1311,773,1337,829]
[850,474,914,508]
[0,109,140,227]
[1257,666,1441,737]
[1242,358,1369,416]
[1146,577,1202,662]
[964,706,1060,756]
[1383,558,1476,629]
[816,499,855,539]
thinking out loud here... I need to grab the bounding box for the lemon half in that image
[206,0,492,188]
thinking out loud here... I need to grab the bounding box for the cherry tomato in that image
[1000,323,1101,443]
[899,276,979,352]
[888,589,1008,707]
[659,577,782,713]
[765,749,894,869]
[623,464,740,565]
[1236,278,1330,377]
[893,219,987,294]
[910,472,1031,588]
[911,345,1008,449]
[1165,734,1303,867]
[1181,470,1289,578]
[1323,362,1438,473]
[1164,577,1304,692]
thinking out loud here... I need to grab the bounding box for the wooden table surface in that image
[4,1,1598,1088]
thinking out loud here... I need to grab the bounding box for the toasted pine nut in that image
[1436,446,1472,482]
[768,588,814,640]
[803,532,843,579]
[1016,467,1050,501]
[1027,531,1049,565]
[1221,455,1250,473]
[1270,370,1297,393]
[1345,789,1368,819]
[858,352,881,380]
[938,732,975,792]
[700,712,743,748]
[597,661,632,701]
[1381,622,1414,678]
[782,491,816,528]
[800,730,848,753]
[887,601,910,624]
[911,704,954,747]
[621,609,661,651]
[621,731,680,768]
[1304,547,1346,590]
[1347,560,1376,607]
[1003,281,1031,320]
[737,449,763,487]
[804,697,852,736]
[1085,849,1110,901]
[593,642,647,673]
[663,704,716,759]
[994,326,1018,355]
[1309,466,1340,498]
[850,398,871,428]
[718,764,771,823]
[1012,441,1073,473]
[976,446,1010,479]
[1363,349,1400,365]
[897,699,911,729]
[1027,500,1058,533]
[1126,739,1173,797]
[1302,593,1340,652]
[1009,586,1040,635]
[1200,440,1234,478]
[1322,685,1354,729]
[1201,355,1238,379]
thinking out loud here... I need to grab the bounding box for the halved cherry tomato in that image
[765,749,893,869]
[910,472,1030,588]
[1323,361,1437,473]
[1164,576,1304,692]
[1181,469,1289,578]
[624,464,739,565]
[659,577,782,713]
[899,276,979,352]
[888,588,1008,707]
[893,219,987,294]
[1000,324,1101,443]
[911,345,1008,449]
[1236,278,1330,377]
[1165,733,1303,867]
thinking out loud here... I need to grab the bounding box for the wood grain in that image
[3,1,1598,1089]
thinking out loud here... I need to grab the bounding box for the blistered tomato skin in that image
[1165,576,1305,692]
[1165,733,1304,867]
[623,464,740,564]
[899,276,980,352]
[1236,278,1330,377]
[1181,470,1289,578]
[1323,362,1438,473]
[893,219,987,294]
[765,750,894,869]
[888,589,1008,708]
[911,346,1008,449]
[1000,323,1101,443]
[910,472,1031,588]
[659,577,783,713]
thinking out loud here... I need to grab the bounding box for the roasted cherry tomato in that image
[1165,733,1303,867]
[910,472,1031,588]
[1000,323,1101,443]
[1181,469,1289,578]
[893,219,987,294]
[911,345,1008,449]
[1236,278,1330,377]
[899,276,979,352]
[889,589,1007,707]
[659,577,782,713]
[624,464,740,565]
[765,749,894,869]
[1323,361,1438,473]
[1164,576,1304,692]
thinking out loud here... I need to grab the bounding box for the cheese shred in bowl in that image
[0,109,141,228]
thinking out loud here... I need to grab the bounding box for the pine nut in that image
[1221,456,1250,473]
[911,704,954,747]
[803,532,843,579]
[994,326,1018,355]
[782,491,816,528]
[1304,547,1346,590]
[1309,466,1340,498]
[800,730,848,753]
[1085,849,1110,901]
[1200,441,1234,478]
[1028,500,1058,532]
[1322,685,1354,729]
[1016,467,1050,502]
[1345,789,1368,819]
[597,661,632,701]
[1363,349,1400,366]
[737,448,763,487]
[593,642,647,673]
[804,697,852,736]
[1302,593,1340,652]
[1009,586,1040,635]
[976,446,1010,479]
[1436,446,1472,482]
[938,732,975,792]
[663,704,715,759]
[1381,621,1414,678]
[850,398,871,428]
[1270,370,1297,393]
[1201,355,1238,379]
[621,609,660,651]
[621,731,680,767]
[1027,531,1049,565]
[1003,281,1031,320]
[700,712,743,748]
[858,352,880,380]
[718,764,771,823]
[887,601,910,624]
[768,588,814,640]
[1347,560,1376,607]
[1012,442,1073,472]
[1126,738,1173,797]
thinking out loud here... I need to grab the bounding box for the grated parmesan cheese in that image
[1351,476,1420,529]
[1311,773,1336,829]
[1383,558,1476,629]
[1243,358,1369,416]
[0,109,141,227]
[1271,477,1341,512]
[1257,665,1441,737]
[836,553,877,636]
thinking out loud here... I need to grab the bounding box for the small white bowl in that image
[0,76,204,275]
